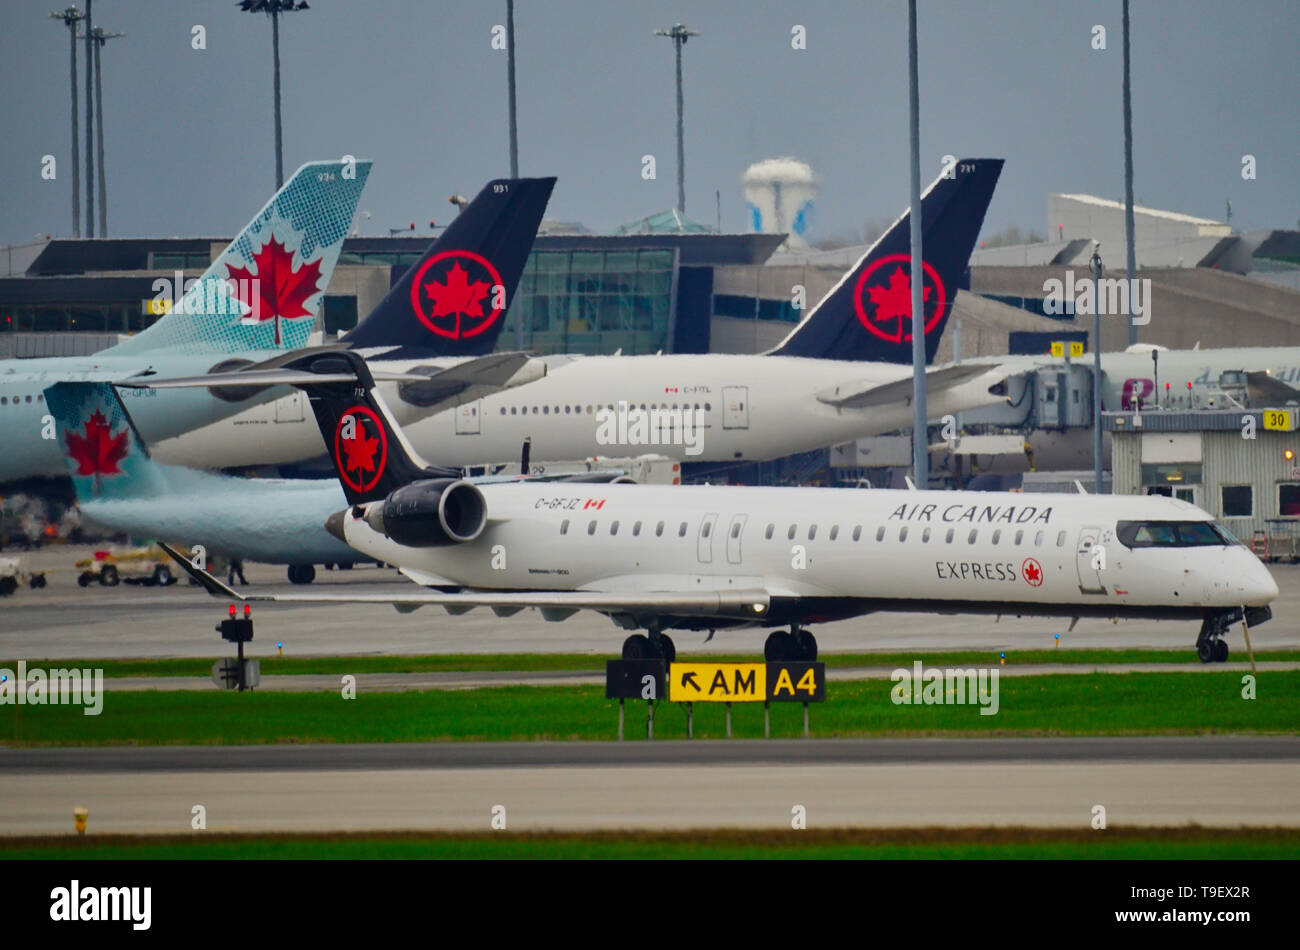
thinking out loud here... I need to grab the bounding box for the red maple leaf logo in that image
[226,235,324,345]
[1022,558,1043,587]
[341,426,380,477]
[866,266,931,325]
[424,261,491,324]
[65,409,128,476]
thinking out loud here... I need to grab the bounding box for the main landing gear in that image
[764,627,818,662]
[622,630,676,662]
[1196,613,1232,664]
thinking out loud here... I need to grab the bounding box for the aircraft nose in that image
[324,509,347,543]
[1246,559,1280,605]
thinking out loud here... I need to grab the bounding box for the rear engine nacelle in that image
[366,478,487,547]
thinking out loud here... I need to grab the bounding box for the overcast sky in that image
[2,0,1297,247]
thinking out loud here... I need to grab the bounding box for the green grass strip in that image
[8,648,1299,679]
[2,671,1295,745]
[3,827,1298,860]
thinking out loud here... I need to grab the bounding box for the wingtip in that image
[157,541,245,601]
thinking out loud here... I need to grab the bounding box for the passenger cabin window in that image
[945,529,955,543]
[678,522,688,538]
[588,520,597,535]
[1034,531,1045,546]
[968,529,978,544]
[560,519,569,535]
[922,527,931,542]
[1116,521,1237,548]
[1015,530,1024,545]
[702,521,712,538]
[633,521,642,536]
[875,527,885,542]
[656,521,665,537]
[992,529,1001,544]
[610,521,619,535]
[852,526,862,542]
[807,525,817,541]
[1056,530,1067,547]
[788,525,797,541]
[899,527,909,542]
[731,522,741,539]
[765,524,775,540]
[829,525,839,541]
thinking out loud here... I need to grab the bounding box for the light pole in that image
[506,0,518,178]
[84,0,93,237]
[1122,0,1137,346]
[654,23,698,214]
[238,0,311,189]
[907,0,927,488]
[85,26,124,237]
[1091,246,1105,493]
[49,7,85,238]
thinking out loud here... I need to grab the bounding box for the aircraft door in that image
[697,513,718,564]
[275,391,305,423]
[1075,525,1108,595]
[726,514,747,564]
[455,399,482,435]
[722,386,749,429]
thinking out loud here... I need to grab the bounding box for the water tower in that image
[741,158,818,249]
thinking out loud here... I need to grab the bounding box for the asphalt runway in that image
[4,546,1298,659]
[5,739,1298,834]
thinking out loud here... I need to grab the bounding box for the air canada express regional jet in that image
[161,349,1278,667]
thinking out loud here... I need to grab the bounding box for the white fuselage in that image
[340,485,1276,630]
[152,353,1008,469]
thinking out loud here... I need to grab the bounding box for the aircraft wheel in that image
[78,572,92,587]
[652,633,676,663]
[621,634,652,660]
[792,629,818,661]
[100,565,119,587]
[764,630,792,662]
[0,577,16,597]
[30,574,46,589]
[1197,639,1216,664]
[1214,639,1229,663]
[287,564,316,585]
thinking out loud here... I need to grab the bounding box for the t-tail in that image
[270,349,458,505]
[342,177,556,357]
[768,157,1003,364]
[105,159,372,357]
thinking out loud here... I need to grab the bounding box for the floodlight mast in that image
[654,24,699,214]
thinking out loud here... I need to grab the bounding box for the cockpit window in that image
[1117,520,1234,548]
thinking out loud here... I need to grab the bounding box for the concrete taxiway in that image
[4,738,1297,834]
[4,546,1298,659]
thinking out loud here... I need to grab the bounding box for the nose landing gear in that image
[1195,611,1236,664]
[621,629,676,662]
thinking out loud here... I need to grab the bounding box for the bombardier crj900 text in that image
[163,350,1277,666]
[150,159,1016,471]
[0,160,368,485]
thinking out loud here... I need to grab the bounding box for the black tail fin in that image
[279,349,457,505]
[768,158,1003,364]
[343,177,556,355]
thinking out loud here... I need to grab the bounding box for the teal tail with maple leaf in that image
[105,159,372,357]
[768,158,1003,365]
[44,381,212,503]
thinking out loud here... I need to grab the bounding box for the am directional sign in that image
[670,663,765,702]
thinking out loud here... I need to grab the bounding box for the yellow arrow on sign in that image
[669,663,766,702]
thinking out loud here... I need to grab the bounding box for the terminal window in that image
[1221,484,1254,519]
[1280,484,1300,517]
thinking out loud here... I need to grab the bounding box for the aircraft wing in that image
[158,543,771,622]
[816,362,1015,409]
[1247,371,1300,406]
[116,367,429,388]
